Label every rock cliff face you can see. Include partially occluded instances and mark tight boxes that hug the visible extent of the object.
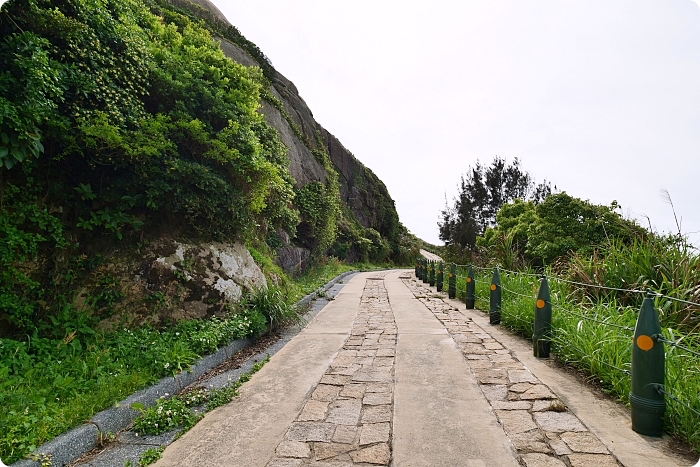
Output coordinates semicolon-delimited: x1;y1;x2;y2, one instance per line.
180;0;401;248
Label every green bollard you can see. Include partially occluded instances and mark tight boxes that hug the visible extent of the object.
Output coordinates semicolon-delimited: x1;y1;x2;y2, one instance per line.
489;268;501;325
448;263;456;299
465;266;475;309
533;276;552;358
429;261;436;286
630;293;665;437
415;259;419;278
436;262;443;292
422;260;428;283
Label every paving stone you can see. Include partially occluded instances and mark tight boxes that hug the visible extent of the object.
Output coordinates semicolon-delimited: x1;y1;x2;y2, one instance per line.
521;453;567;467
358;349;378;357
567;453;619;467
326;399;362;426
352;369;392;383
495;410;537;434
312;384;342;402
452;333;482;343
467;359;494;369
365;382;392;393
354;356;375;365
362;392;392;406
339;383;365;399
532;400;561;411
337;350;358;357
298;400;330;421
510;430;551;453
359;422;391;445
314;442;354;460
467;354;489;360
349;443;391;465
460;343;489;354
328;364;361;376
275;440;311;458
548;435;574;456
490;354;517;363
499;361;529;369
520;385;556;400
480;384;509;401
332;425;358;444
510;382;534;393
320;374;351;386
560;431;609;454
473;368;509;384
286;422;336;442
484;342;504;350
534;412;587;433
373;357;394;367
361;404;392;423
509;369;539;384
332;356;358;366
491;400;532;410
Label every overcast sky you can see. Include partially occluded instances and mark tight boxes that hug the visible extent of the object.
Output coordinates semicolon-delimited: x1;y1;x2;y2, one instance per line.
216;1;700;246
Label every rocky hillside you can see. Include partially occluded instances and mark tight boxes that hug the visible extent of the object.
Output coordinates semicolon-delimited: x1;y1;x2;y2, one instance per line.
166;0;408;268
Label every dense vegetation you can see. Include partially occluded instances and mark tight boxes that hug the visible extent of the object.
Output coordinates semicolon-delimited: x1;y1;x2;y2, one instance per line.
438;157;552;250
0;0;418;335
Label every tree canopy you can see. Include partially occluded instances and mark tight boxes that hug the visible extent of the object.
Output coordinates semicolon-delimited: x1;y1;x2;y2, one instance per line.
438;157;551;249
478;193;647;265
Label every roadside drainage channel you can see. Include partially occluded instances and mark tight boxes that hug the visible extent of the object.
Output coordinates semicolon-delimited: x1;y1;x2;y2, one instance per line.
10;270;359;467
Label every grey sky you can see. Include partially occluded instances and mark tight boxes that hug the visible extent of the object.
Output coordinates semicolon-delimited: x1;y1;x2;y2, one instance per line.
217;1;700;245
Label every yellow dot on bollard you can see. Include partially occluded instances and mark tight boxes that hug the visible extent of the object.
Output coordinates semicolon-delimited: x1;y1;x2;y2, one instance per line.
466;277;472;283
637;335;654;351
449;273;453;278
536;299;545;309
490;284;497;291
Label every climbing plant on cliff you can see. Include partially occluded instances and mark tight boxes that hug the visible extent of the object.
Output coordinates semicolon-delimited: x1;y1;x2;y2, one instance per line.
0;0;299;332
295;146;341;258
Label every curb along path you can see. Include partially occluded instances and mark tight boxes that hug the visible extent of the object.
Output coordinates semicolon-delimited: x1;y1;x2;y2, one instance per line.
403;276;621;467
266;272;396;466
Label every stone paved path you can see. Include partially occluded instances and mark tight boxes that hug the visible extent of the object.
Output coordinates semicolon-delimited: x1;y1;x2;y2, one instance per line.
403;277;621;467
266;273;396;466
152;270;691;467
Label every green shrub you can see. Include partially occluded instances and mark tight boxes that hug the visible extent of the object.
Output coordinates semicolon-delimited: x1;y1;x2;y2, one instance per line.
243;286;301;331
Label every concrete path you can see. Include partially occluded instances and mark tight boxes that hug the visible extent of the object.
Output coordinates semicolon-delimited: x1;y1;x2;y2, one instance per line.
152;270;694;467
387;273;519;467
419;249;442;262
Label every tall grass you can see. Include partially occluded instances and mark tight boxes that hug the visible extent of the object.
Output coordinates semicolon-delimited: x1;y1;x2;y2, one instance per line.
568;237;700;329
